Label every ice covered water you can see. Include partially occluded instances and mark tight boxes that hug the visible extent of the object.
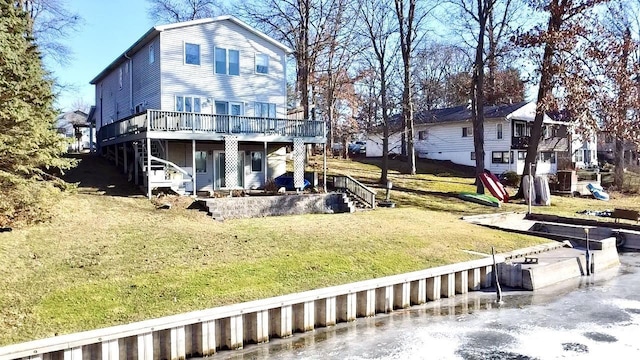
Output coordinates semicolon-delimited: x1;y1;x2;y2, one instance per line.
213;253;640;359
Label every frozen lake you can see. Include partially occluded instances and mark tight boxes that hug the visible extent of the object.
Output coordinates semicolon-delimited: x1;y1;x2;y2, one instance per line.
211;252;640;359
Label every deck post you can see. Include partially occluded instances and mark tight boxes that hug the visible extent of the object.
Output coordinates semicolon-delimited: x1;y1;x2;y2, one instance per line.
192;139;196;196
134;141;139;185
123;142;128;174
146;138;151;199
263;141;268;185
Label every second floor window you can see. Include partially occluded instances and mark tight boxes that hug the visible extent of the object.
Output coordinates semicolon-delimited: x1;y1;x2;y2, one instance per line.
462;126;472;137
256;54;269;74
497;123;503;139
215;47;239;75
418;130;428;140
255;102;276;118
185;43;200;65
149;44;155;64
176;96;201;113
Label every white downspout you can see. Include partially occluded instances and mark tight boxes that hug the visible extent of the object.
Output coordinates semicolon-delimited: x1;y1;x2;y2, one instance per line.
124;52;133;113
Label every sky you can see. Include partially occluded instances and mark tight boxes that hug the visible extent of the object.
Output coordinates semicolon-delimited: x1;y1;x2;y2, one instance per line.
47;0;157;112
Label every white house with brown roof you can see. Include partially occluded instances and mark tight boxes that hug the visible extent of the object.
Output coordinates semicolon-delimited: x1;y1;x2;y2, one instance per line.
91;16;325;197
366;101;597;175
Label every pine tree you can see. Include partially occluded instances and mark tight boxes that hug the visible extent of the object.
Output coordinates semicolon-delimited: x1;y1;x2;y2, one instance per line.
0;0;73;226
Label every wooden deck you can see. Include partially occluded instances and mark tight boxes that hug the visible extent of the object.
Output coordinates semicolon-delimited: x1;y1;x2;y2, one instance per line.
98;110;326;146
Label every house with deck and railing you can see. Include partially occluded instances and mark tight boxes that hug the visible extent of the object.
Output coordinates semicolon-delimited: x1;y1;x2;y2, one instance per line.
91;16;325;198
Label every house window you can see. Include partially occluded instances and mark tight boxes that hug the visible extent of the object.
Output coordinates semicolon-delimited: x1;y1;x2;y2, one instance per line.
175;96;201;113
471;152;476;160
149;44;155;64
514;121;531;137
215;47;239;75
518;151;526;160
215;101;244;115
229;50;240;75
185;43;200;65
256;54;269;74
118;67;123;90
574;149;584;162
195;151;207;173
541;151;556;163
251;152;263;172
497;123;503;139
492;151;511;164
256;102;276;117
215;47;226;74
418;130;428;140
462;126;473;137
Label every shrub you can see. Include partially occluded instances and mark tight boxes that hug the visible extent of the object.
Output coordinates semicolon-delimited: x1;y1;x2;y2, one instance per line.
264;178;278;193
501;171;520;187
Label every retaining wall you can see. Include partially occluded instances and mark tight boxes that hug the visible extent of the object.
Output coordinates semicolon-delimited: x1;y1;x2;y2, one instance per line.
201;193;350;220
0;243;563;360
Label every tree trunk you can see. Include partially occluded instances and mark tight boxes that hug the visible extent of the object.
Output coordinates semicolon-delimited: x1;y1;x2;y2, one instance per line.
472;0;487;193
518;2;561;198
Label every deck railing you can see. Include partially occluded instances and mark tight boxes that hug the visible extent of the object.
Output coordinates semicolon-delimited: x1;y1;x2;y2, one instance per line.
334;175;377;208
98;110;325;143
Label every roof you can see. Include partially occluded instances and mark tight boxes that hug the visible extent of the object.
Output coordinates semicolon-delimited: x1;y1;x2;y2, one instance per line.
90;15;291;85
413;101;530;125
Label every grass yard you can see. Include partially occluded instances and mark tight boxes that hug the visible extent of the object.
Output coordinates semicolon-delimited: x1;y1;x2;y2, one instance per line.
1;154;638;345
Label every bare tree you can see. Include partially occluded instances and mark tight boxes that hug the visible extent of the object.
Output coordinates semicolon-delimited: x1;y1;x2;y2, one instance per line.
16;0;82;65
516;0;607;194
357;0;398;184
242;0;343;122
394;0;421;175
146;0;224;23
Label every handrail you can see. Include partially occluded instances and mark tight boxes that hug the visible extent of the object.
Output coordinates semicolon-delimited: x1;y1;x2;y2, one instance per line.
334;175;376;209
148;155;190;177
98;110;326;143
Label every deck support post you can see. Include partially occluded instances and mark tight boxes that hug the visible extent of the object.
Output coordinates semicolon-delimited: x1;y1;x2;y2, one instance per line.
263;141;268;185
191;139;196;196
123;142;128;174
146;139;151;199
134;142;139;185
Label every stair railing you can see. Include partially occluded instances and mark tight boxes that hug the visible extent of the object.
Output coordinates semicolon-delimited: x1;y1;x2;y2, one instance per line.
334;175;376;209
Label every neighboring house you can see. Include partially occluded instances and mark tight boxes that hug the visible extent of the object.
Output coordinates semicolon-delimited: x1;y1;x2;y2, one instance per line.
366;101;597;175
56;110;95;152
91;16;325;197
597;130;638;166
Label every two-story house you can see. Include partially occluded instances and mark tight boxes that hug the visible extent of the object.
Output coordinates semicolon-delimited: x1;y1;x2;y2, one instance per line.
366;101;597;175
91;16;325;197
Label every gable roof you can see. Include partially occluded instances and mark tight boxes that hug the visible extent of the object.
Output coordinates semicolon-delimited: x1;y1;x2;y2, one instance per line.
90;15;291;85
414;101;530;125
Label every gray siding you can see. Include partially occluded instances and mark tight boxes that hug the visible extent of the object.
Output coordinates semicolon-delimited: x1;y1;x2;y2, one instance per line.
132;35;161;111
95;63;131;129
159;19;287;116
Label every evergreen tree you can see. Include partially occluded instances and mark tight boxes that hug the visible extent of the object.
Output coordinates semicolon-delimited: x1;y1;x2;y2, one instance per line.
0;0;73;226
